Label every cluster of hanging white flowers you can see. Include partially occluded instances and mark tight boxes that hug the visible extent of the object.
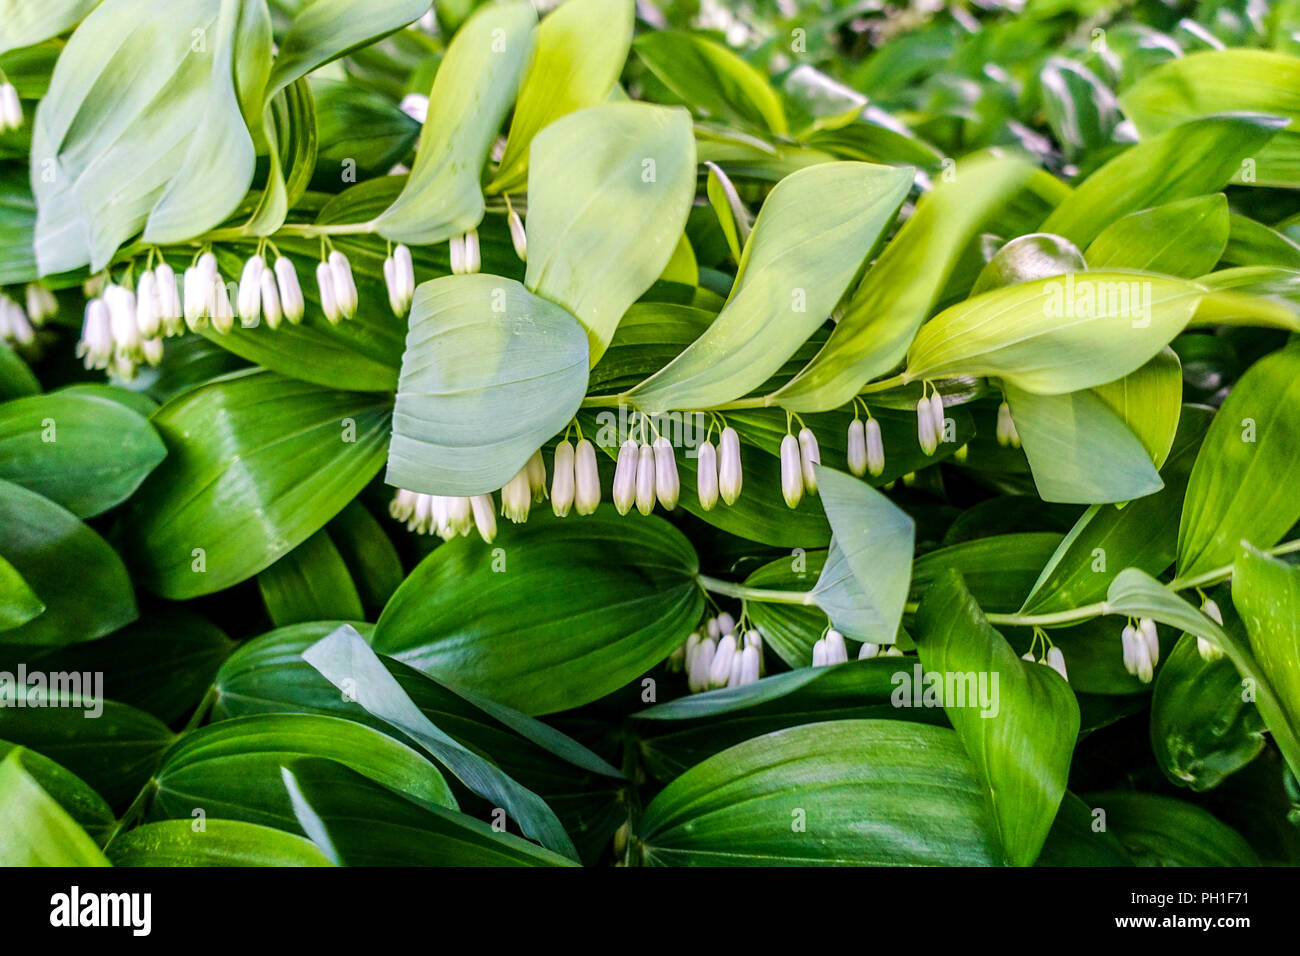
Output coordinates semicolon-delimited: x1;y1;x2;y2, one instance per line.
0;77;21;132
778;419;820;508
78;264;182;377
672;614;764;692
1120;617;1160;683
996;399;1021;448
389;488;501;544
1022;628;1069;681
1197;598;1226;663
613;421;681;516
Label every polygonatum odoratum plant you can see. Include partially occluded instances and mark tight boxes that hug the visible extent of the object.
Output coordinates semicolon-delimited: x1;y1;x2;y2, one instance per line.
1;0;1299;870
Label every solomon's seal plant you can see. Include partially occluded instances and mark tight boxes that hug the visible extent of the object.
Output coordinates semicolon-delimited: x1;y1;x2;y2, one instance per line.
0;0;1299;871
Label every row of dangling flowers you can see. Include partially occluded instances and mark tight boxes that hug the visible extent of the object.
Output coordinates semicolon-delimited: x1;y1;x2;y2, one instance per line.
389;394;1026;540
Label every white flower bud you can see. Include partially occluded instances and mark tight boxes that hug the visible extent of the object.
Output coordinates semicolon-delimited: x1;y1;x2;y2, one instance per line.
1196;637;1223;663
390;488;417;523
1021;650;1037;662
155;265;183;334
824;628;848;665
449;234;465;275
929;393;946;444
77;298;112;369
104;284;140;356
718;426;742;504
384;255;403;315
797;427;820;493
739;645;760;686
706;617;720;639
653;437;678;510
183;267;206;330
551;440;576;517
463;228;480;275
508;208;527;262
709;633;737;688
1045;646;1068;681
399;92;428;123
865;417;885;476
260;266;283;329
574;438;601;515
858;641;881;660
470;494;497;542
525;449;547;502
812;638;827;667
141;337;164;365
274;257;304;324
445;496;472;537
689;637;716;692
328;250;358;319
696;439;719;510
1201;598;1223;625
395;243;415;305
613;439;638;515
716;612;736;637
237;256;264;324
996;401;1020;448
780;433;803;508
883;645;905;657
500;466;531;523
316;261;340;323
0;83;22;131
1121;625;1140;676
916;397;938;455
211;277;234;333
847;419;868;477
25;283;57;324
0;298;32;346
1139;617;1159;667
635;443;656;515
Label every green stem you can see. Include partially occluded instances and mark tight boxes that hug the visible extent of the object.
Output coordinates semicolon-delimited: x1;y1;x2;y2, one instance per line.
696;574;811;606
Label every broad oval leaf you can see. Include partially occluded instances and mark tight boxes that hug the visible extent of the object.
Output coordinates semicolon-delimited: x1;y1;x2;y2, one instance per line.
637;720;1003;865
0;752;108;866
1084;790;1259;865
0;391;165;517
1085;194;1229;278
122;369;391;599
386;274;588;497
374;510;702;715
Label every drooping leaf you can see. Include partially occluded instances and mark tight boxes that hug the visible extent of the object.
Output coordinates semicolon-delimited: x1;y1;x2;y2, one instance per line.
627;161;912;411
904;273;1204;394
915;571;1079;866
810;467;914;643
488;0;634;194
774;153;1038;412
1177;343;1300;578
386;274;588;497
373;1;536;244
0;1;101;55
303;625;580;860
524;102;697;364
